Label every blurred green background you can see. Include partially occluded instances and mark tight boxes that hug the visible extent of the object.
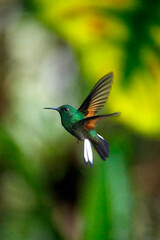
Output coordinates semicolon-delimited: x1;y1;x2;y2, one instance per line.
0;0;160;239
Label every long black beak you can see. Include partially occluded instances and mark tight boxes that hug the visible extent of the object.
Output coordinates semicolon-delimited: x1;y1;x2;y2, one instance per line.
44;107;59;111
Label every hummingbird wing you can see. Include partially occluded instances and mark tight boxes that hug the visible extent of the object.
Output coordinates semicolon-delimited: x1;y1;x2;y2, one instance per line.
75;112;119;130
78;72;113;117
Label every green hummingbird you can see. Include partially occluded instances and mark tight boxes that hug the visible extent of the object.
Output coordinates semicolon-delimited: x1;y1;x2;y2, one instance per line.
44;72;119;166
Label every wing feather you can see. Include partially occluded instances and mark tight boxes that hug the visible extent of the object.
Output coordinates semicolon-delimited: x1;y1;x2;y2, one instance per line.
75;112;119;130
78;72;113;117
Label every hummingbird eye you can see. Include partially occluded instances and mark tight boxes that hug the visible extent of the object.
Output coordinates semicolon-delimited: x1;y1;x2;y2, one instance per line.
63;107;69;111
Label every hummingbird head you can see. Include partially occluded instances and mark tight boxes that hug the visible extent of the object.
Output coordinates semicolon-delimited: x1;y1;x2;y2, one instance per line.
58;105;78;116
44;105;78;119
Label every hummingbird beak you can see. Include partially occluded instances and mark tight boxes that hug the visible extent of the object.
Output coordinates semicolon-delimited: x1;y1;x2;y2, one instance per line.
44;107;59;111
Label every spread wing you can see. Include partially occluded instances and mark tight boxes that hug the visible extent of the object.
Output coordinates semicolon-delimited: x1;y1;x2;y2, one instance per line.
75;113;119;130
78;72;113;117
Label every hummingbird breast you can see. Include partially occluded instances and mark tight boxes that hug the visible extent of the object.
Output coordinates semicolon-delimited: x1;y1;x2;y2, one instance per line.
62;121;85;141
61;117;85;141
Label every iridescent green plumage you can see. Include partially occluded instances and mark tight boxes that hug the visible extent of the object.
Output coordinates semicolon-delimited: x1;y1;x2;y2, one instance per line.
44;72;119;165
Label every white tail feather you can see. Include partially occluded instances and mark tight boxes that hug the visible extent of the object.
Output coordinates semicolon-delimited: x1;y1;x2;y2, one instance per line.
97;134;104;140
84;139;93;165
84;139;88;164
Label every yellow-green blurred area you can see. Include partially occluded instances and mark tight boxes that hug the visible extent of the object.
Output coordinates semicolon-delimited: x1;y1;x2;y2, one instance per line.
0;0;160;239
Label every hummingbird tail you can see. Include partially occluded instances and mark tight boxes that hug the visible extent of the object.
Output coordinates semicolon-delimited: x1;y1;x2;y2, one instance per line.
84;139;93;166
91;134;109;161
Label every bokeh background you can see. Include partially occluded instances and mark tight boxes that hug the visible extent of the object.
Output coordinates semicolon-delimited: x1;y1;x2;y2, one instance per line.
0;0;160;239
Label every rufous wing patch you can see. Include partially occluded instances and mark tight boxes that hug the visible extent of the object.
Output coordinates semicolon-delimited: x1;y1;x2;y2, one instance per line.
85;111;95;118
84;116;104;130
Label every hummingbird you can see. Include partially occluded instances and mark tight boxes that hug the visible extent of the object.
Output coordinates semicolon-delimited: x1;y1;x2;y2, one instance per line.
44;72;119;166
